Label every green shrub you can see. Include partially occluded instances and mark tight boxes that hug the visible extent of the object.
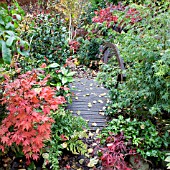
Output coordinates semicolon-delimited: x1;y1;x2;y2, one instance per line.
99;3;170;118
97;57;122;89
21;12;70;67
165;153;170;169
101;115;169;161
78;37;103;67
0;2;29;64
39;63;75;103
46;108;88;169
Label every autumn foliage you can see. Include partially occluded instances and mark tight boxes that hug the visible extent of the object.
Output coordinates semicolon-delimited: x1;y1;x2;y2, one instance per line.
69;40;80;53
92;4;142;28
0;70;66;161
98;132;136;170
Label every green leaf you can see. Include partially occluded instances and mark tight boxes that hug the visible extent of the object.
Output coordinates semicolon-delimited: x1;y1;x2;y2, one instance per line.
18;50;29;57
56;82;61;90
67;71;76;77
48;63;60;68
0;17;5;26
5;22;14;29
1;40;11;64
62;77;68;85
6;36;15;46
15;14;21;21
5;30;15;36
61;67;68;76
165;156;170;162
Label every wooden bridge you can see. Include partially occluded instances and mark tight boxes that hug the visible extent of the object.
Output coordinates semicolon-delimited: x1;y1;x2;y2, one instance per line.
67;42;126;131
67;78;109;131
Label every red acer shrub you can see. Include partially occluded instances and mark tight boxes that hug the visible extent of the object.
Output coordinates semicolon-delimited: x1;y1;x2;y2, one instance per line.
92;7;118;26
92;3;142;30
97;132;136;170
0;70;66;161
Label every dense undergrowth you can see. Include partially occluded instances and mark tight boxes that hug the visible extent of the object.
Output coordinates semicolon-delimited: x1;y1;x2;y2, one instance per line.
0;0;170;169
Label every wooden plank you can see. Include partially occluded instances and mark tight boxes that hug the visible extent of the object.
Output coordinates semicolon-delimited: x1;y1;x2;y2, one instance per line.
68;78;108;130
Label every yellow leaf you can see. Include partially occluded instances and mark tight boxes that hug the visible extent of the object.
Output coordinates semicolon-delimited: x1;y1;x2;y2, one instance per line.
87;157;99;167
88;148;93;154
61;142;67;148
88;103;92;108
92;122;97;126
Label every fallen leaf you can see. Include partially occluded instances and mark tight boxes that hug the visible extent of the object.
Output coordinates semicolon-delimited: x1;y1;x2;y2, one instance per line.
61;142;67;148
79;159;84;165
92;70;97;76
63;155;69;161
34;88;42;93
98;100;103;103
99;111;105;116
88;103;92;108
85;153;90;158
93;100;97;104
96;128;100;134
88;132;94;137
92;122;97;126
92;143;97;147
76;111;81;115
100;93;106;96
140;124;145;129
88;148;93;154
87;157;99;167
42;153;49;159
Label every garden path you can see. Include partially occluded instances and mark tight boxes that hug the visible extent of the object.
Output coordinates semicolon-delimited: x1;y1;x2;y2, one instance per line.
67;73;109;131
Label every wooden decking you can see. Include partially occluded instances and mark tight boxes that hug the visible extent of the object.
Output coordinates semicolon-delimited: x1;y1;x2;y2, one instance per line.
67;78;109;131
